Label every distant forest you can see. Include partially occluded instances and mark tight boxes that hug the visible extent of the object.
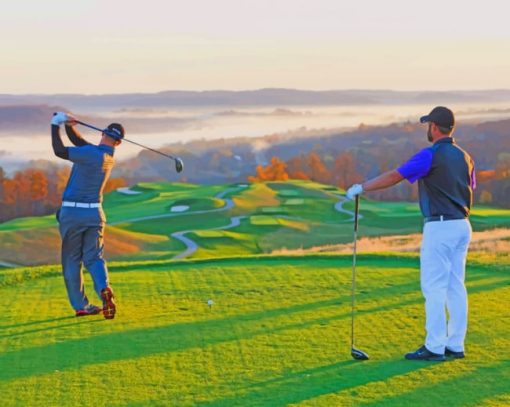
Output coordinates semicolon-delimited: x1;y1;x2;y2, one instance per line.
113;118;510;205
0;165;126;222
1;117;510;222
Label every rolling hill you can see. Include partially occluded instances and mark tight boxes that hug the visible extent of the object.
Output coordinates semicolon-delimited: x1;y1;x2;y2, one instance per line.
0;180;509;405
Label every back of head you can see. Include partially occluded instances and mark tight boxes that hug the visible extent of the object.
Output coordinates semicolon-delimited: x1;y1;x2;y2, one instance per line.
105;123;125;141
420;106;455;134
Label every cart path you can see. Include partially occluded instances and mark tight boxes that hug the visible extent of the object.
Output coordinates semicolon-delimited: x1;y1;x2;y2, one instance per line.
334;194;363;221
172;215;247;260
168;186;247;260
172;190;355;261
109;186;242;225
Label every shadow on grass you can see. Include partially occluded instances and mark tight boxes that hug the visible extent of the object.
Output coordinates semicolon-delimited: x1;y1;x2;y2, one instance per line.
107;253;422;274
120;360;432;407
0;317;104;339
196;360;432;407
0;275;506;382
0;315;73;331
362;361;510;407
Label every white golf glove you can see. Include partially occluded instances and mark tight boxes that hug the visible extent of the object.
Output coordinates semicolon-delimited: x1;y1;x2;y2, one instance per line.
346;184;363;200
51;112;68;126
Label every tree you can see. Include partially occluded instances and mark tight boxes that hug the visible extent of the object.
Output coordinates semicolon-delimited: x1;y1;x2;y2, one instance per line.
13;171;31;216
307;152;330;184
332;151;362;189
249;156;289;182
286;155;310;180
104;177;127;193
27;169;48;215
0;166;4;203
495;153;510;179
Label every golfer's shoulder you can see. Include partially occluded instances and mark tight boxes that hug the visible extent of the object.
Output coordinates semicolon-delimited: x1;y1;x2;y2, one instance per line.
76;144;111;160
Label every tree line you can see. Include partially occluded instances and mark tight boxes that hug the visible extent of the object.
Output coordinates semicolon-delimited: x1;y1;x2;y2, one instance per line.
1;130;509;224
0;166;126;223
248;150;510;206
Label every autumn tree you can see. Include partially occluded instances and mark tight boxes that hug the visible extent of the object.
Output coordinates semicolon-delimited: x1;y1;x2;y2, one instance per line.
332;151;362;189
104;177;128;193
307;152;330;184
26;169;49;214
495;153;510;179
286;155;310;180
248;156;289;182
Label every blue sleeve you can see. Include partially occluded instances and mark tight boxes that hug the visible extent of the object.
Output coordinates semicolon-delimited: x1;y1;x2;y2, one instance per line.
68;146;94;164
397;148;433;184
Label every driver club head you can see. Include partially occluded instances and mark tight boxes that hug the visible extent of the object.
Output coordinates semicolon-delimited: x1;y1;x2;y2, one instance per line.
175;158;184;173
351;347;369;361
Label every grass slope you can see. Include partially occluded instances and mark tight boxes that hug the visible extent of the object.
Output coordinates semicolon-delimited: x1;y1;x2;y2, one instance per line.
3;180;510;265
0;253;509;406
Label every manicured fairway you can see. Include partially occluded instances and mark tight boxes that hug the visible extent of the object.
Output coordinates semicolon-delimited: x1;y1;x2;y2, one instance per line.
1;253;509;406
3;181;510;266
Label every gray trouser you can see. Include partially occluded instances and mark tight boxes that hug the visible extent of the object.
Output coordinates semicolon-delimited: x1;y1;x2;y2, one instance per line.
57;207;109;311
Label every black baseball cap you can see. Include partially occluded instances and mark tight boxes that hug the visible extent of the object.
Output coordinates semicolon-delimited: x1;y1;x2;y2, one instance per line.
104;123;125;141
420;106;455;129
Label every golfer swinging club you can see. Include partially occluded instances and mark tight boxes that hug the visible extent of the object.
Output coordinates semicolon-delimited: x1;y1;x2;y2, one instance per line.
51;112;122;319
346;106;475;361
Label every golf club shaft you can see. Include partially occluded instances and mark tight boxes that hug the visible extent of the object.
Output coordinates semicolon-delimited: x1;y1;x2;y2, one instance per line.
351;195;360;348
75;120;179;161
122;138;179;161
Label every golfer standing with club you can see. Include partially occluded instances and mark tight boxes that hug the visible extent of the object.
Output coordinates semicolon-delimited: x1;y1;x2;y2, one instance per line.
51;112;123;319
346;106;475;361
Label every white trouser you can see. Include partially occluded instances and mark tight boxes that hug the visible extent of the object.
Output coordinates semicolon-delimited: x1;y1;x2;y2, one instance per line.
420;218;472;354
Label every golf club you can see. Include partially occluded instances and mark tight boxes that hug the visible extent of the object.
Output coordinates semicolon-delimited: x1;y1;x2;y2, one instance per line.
74;119;184;173
351;194;369;360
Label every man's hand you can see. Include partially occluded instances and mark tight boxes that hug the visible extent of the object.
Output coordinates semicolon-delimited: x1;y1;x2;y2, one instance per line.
346;184;363;200
65;113;77;126
51;112;69;126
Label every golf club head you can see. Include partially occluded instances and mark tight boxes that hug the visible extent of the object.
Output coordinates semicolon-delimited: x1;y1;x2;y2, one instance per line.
351;347;369;360
175;158;184;173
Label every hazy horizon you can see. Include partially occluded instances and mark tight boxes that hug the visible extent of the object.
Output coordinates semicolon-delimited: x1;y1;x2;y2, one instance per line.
4;86;510;96
2;100;509;174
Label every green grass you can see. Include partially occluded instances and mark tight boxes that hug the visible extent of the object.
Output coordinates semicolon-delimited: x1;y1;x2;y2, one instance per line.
5;180;510;266
1;180;510;405
0;253;508;406
0;214;56;232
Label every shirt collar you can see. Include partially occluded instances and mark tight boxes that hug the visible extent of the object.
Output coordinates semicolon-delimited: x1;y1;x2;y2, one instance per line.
98;144;115;155
434;137;454;146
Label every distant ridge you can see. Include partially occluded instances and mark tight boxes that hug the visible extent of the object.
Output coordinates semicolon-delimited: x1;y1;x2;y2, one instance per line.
1;89;510;109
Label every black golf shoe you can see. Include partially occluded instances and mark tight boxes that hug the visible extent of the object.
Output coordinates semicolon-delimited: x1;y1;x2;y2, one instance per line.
445;348;465;359
405;345;445;361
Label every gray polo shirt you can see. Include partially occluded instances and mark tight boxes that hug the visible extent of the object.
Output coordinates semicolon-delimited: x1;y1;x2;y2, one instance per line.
62;145;115;203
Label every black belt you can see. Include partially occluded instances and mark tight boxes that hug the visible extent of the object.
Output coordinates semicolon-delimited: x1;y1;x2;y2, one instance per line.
424;215;467;223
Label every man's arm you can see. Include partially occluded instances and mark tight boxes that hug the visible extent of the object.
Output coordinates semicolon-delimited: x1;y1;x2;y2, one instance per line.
51;124;69;160
51;112;70;159
362;170;404;192
345;148;433;199
65;124;91;147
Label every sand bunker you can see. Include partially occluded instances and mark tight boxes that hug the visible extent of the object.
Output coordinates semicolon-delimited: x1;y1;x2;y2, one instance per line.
170;205;190;213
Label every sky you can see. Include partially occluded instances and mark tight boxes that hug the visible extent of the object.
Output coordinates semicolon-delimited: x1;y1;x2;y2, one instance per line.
2;0;510;94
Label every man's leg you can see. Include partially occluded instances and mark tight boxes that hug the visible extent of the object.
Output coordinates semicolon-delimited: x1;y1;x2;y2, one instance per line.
82;223;116;319
59;220;89;311
82;224;109;297
420;222;451;355
446;220;472;353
